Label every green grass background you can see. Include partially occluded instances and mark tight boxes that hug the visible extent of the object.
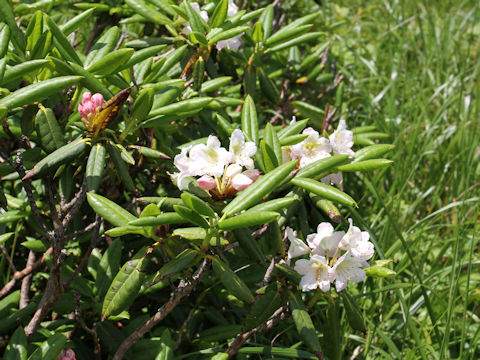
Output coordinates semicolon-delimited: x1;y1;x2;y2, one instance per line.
327;0;480;358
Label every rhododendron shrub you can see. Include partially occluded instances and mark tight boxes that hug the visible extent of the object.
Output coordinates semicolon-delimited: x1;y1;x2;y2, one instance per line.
0;1;395;359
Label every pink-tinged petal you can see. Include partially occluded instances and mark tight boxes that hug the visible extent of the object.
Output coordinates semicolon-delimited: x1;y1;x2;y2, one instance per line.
231;173;253;191
91;93;104;108
197;175;216;190
243;169;261;181
81;92;92;103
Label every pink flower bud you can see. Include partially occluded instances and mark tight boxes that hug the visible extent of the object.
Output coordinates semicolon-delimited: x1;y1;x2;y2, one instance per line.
197;175;216;190
57;349;76;360
78;92;104;120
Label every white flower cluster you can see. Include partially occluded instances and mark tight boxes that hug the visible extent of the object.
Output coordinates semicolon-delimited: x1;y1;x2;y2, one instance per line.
287;219;374;292
184;1;243;51
283;120;354;185
173;130;260;197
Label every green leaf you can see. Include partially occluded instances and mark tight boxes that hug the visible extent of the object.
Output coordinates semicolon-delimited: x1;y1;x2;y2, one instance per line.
181;193;215;218
0;232;14;244
35;107;66;154
20;239;47;252
321;301;341;360
184;0;208;33
289;292;321;353
248;197;297;212
337;159;393;172
105;225;146;237
265;24;313;47
292;100;324;121
87;48;135;75
87;193;137;227
154;249;198;281
148;97;213;118
364;266;396;278
212;258;254;303
0;23;11;58
84;26;120;67
241;95;259;144
125;0;171;25
258;5;273;40
1;59;49;85
208;26;249;44
0;76;83;110
341;290;366;332
131;88;154;123
279;133;309;146
291;177;357;207
102;247;148;319
0;0;25;55
60;8;95;35
222;160;298;216
95;238;123;298
201;76;232;93
173;205;209;229
277;118;309;139
263;123;282;167
210;0;228;28
310;195;342;223
252;22;264;43
258;68;279;103
233;228;264;262
295;155;350;179
353;144;395;162
45;14;82;65
129;212;185;226
244;285;282;330
218;210;279;230
28;333;66;360
23;137;88;180
274;264;301;284
3;326;27;360
86;143;107;192
107;141;135;191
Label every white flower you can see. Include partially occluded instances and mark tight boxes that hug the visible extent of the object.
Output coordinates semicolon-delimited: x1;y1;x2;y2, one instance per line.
306;222;345;258
282;146;294;163
216;0;243;51
330;253;369;292
329;120;354;157
183;2;209;34
321;172;343;185
173;146;197;190
229;129;257;169
294;255;331;292
290;127;332;167
189;135;233;177
339;218;374;261
286;227;310;259
231;173;253;190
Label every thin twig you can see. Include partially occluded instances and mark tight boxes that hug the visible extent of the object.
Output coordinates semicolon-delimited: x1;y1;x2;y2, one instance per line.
75;292;101;360
0;247;52;299
0;244;17;273
19;251;36;309
226;306;289;358
64;219;101;288
64;220;98;241
112;258;211;360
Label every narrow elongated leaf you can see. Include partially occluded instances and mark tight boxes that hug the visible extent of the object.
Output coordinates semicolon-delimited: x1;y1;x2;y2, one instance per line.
263;123;281;166
184;0;208;33
60;8;95;35
0;23;11;58
95;238;123;298
341;290;366;331
173;205;209;228
291;177;356;207
154;249;198;281
208;26;249;44
84;26;120;67
102;247;148;319
1;60;49;85
0;76;83;110
129;212;185;226
277;119;309;139
289;292;321;353
46;15;82;65
86;143;107;192
28;333;66;360
248;197;297;212
353;144;395;162
265;24;313;47
23;137;88;180
241;97;259;144
210;0;228;28
212;258;254;303
0;0;25;55
337;159;393;172
233;228;264;262
3;326;27;360
181;193;215;218
295;155;349;178
218;210;279;230
107;141;135;191
148;97;213;118
125;0;171;25
279;133;309;146
87;193;137;227
35;107;65;154
244;286;282;330
87;48;135;75
270;32;323;52
321;301;341;360
223;160;297;215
